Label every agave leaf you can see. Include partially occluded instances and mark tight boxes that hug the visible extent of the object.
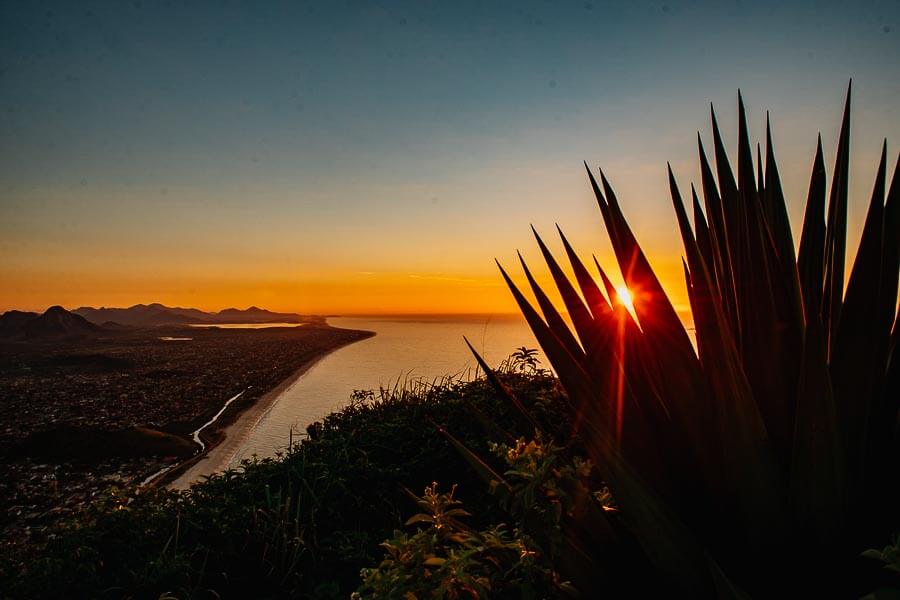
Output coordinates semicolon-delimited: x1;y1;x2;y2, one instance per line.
882;311;900;460
692;186;716;283
594;168;711;460
596;168;696;355
554;475;626;587
556;225;612;320
556;227;622;382
463;336;539;434
790;315;846;545
698;134;739;331
531;227;598;356
823;82;852;354
511;247;722;594
711;105;739;201
734;96;802;459
496;260;595;414
470;403;517;445
503;268;719;594
756;143;766;204
434;424;510;492
674;170;778;474
584;162;621;250
593;257;647;342
668;165;705;281
797;135;828;323
867;154;900;507
880;152;900;351
536;252;665;468
763;116;806;384
576;257;682;497
680;225;789;563
592;255;676;425
589;462;716;596
764;114;799;281
711;104;749;316
832;142;889;483
736;91;758;200
517;250;585;362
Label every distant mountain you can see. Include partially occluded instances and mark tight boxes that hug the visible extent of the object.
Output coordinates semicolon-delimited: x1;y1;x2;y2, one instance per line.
73;304;303;326
0;306;103;341
214;306;302;323
74;304;201;327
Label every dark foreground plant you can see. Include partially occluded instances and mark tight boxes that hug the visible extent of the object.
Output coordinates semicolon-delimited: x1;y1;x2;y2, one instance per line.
354;482;567;599
462;85;898;596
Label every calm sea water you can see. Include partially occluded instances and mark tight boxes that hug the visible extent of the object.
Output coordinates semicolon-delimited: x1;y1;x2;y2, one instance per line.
226;315;542;466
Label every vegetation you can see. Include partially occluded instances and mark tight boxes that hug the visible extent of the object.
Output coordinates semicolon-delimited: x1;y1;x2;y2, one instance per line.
353;482;565;599
471;85;899;596
1;364;585;599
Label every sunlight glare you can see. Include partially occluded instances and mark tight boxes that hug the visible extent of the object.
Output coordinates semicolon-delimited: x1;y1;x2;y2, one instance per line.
615;285;635;313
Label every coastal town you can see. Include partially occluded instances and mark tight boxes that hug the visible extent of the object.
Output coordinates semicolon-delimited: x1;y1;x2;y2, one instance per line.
0;309;371;551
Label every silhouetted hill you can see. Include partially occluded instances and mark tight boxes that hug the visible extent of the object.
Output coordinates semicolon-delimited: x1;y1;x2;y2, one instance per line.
214;306;301;322
0;310;38;337
0;306;104;340
73;304;303;326
74;304;203;327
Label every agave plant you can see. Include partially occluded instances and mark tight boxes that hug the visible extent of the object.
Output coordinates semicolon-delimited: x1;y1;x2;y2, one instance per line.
461;85;899;596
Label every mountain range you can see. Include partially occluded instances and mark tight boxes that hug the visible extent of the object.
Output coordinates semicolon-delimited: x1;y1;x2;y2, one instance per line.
72;304;303;327
0;304;306;340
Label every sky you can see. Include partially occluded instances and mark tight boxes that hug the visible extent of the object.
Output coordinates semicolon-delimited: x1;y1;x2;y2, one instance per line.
1;0;898;315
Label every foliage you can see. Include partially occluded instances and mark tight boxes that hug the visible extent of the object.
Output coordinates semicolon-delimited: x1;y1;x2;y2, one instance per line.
461;85;899;596
357;431;614;599
354;483;567;599
863;535;900;597
488;435;611;563
500;347;546;375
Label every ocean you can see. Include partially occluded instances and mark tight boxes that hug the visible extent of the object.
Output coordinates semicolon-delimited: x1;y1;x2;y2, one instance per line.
226;315;542;466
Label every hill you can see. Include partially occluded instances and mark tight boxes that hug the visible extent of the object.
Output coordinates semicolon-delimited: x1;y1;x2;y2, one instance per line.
73;304;206;327
0;306;104;341
0;310;38;338
73;304;303;326
214;305;302;323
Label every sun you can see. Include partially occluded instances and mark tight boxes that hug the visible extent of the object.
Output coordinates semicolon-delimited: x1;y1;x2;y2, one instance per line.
615;285;635;313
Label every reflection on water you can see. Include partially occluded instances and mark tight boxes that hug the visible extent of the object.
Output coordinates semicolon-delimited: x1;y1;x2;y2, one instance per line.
187;322;306;329
227;315;541;466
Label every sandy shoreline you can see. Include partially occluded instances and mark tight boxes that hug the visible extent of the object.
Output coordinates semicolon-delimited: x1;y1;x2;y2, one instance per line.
166;332;372;490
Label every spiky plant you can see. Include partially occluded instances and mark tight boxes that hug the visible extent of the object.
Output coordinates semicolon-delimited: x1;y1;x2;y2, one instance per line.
464;85;899;596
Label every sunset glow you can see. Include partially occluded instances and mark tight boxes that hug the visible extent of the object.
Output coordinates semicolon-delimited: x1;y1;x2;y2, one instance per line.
1;2;898;316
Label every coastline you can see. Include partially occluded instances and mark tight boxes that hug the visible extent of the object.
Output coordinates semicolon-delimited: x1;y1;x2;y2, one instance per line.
162;329;374;490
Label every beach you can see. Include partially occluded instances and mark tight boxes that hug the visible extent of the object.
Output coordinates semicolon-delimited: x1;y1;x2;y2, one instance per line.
165;332;372;490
